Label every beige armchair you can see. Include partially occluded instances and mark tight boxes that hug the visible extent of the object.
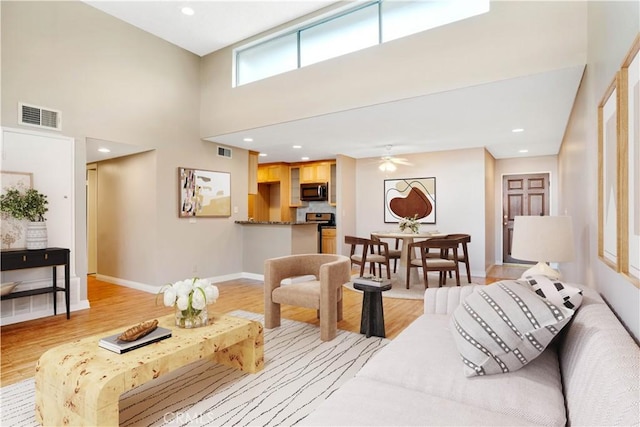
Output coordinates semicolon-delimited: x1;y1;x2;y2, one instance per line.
264;254;351;342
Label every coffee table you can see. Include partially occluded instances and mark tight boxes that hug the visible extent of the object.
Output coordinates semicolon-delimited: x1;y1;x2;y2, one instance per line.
353;282;392;338
34;312;264;426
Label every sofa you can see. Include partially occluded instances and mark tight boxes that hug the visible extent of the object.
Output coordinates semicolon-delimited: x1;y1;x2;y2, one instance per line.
302;283;639;426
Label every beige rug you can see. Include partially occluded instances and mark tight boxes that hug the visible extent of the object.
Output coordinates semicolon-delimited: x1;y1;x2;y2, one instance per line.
344;274;477;300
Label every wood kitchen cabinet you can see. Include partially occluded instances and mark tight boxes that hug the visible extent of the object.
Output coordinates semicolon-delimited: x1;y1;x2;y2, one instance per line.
258;164;287;183
300;162;331;183
321;228;336;254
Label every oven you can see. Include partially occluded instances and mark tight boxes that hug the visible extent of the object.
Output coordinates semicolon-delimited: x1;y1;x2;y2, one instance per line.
305;212;336;253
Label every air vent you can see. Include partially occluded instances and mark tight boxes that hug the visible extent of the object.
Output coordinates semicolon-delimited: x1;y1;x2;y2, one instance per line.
18;102;61;131
217;146;232;158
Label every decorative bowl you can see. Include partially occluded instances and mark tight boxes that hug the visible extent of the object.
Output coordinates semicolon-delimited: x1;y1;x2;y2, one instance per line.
1;281;21;296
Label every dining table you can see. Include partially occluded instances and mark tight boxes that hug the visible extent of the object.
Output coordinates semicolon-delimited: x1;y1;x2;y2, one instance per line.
371;230;448;287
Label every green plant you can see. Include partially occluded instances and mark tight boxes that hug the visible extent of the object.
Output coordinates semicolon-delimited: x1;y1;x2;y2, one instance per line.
0;188;48;221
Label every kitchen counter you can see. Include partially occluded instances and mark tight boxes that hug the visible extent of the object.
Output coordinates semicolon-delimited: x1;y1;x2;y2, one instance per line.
235;221;319;225
236;221;318;274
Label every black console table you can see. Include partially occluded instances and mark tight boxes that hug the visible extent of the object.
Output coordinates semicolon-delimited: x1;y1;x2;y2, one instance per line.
1;248;70;319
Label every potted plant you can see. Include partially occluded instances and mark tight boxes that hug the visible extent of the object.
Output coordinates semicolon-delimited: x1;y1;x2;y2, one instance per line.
0;188;49;249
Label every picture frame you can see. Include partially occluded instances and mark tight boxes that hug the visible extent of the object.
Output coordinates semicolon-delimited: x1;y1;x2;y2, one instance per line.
1;171;33;249
597;75;619;271
619;34;640;287
384;177;436;224
178;167;231;218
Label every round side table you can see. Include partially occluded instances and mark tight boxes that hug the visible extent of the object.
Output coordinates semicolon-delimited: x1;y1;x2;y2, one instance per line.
353;282;392;338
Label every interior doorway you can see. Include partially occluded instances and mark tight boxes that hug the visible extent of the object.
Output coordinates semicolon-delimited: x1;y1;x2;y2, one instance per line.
502;173;550;263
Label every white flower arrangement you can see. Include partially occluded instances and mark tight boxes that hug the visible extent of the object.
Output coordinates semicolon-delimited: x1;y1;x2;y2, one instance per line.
398;214;420;233
158;278;219;327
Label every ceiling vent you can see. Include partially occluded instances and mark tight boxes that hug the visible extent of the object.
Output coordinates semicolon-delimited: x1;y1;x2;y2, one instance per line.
217;146;232;159
18;102;61;131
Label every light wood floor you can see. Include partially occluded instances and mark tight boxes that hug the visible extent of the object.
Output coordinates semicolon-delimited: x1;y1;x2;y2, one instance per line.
0;266;523;387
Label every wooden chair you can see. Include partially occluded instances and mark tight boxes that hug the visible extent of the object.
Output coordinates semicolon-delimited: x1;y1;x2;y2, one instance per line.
345;236;391;279
264;254;351;341
406;238;460;289
444;234;472;283
371;234;402;273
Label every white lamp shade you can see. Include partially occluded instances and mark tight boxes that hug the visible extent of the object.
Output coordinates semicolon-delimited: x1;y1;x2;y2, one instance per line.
511;216;575;263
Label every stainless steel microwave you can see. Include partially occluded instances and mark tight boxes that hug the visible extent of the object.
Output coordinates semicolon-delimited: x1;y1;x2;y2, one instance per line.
300;182;328;201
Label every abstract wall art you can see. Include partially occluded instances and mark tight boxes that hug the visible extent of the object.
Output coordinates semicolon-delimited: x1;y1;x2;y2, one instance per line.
384;177;436;224
179;168;231;218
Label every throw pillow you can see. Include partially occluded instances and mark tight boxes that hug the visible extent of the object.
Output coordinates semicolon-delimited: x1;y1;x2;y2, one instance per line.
451;280;575;377
521;275;583;310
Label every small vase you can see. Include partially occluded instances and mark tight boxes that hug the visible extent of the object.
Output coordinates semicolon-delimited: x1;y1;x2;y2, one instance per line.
175;305;208;328
26;221;47;250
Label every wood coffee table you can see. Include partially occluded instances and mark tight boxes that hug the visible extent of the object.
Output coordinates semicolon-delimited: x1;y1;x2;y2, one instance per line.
34;312;264;426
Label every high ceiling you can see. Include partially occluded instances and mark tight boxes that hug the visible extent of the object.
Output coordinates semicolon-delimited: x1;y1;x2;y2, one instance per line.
82;1;584;164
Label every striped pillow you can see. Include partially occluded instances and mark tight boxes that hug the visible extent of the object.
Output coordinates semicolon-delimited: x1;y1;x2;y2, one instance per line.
521;275;583;310
451;280;575;377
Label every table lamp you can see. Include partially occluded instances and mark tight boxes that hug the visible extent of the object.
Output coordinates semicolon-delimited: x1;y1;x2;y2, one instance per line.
511;215;574;280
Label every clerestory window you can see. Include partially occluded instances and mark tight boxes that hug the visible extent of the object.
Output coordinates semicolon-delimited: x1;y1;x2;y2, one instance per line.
234;0;490;87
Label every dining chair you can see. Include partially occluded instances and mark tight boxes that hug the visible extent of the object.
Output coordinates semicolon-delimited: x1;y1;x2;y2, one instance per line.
345;236;392;279
406;238;460;289
444;234;472;283
371;234;402;273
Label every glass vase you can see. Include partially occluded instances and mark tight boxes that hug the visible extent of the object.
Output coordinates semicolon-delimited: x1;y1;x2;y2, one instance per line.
175;305;208;328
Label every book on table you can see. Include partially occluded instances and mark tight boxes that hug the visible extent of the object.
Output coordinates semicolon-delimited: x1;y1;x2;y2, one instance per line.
353;275;392;287
99;327;172;354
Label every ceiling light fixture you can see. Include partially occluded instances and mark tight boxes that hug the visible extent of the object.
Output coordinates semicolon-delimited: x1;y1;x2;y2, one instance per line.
259;153;267;157
301;156;310;161
98;148;111;153
379;160;397;172
512;128;525;133
243;137;253;142
181;7;195;16
519;149;529;153
292;145;302;149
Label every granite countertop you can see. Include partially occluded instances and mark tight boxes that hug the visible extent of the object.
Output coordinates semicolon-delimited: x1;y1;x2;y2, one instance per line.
234;220;319;225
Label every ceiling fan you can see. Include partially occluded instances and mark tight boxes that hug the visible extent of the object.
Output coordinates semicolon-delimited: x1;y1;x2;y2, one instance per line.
378;145;411;171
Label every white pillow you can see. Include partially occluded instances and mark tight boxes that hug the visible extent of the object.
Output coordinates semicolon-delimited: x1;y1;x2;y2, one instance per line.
520;275;583;310
451;280;575;377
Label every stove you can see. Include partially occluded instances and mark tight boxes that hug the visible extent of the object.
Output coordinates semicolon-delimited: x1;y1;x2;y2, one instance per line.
305;212;336;253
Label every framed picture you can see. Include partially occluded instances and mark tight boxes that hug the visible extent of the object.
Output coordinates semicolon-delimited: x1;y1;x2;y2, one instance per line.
178;167;231;218
619;34;640;287
1;171;33;249
384;177;436;224
598;75;619;270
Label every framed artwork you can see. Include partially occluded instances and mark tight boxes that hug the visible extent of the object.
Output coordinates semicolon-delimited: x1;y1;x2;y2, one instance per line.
178;167;231;218
384;177;436;224
598;75;619;270
619;34;640;287
1;171;33;249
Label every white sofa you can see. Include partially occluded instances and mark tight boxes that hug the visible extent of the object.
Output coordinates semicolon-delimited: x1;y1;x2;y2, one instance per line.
302;284;640;426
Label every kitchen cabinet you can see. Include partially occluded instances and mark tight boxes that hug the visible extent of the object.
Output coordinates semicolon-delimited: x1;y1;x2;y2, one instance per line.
248;151;258;195
258;164;287;183
300;162;331;183
329;162;337;206
321;228;336;254
289;166;305;207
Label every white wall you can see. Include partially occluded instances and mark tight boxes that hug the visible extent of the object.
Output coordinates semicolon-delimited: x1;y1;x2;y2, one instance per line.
200;1;587;138
354;148;488;277
559;0;639;340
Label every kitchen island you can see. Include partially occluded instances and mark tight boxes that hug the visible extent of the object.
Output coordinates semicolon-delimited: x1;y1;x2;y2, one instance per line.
235;221;318;275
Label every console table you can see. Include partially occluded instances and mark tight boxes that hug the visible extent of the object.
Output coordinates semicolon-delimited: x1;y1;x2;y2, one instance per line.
1;247;70;319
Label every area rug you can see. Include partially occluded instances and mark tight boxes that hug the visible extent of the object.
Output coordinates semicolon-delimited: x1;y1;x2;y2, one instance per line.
344;274;478;300
0;311;388;427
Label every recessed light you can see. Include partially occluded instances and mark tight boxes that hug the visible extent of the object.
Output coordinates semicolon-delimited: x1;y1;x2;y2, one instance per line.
98;148;111;153
181;7;194;16
259;153;267;157
292;145;302;149
243;137;253;142
512;128;525;133
519;149;529;153
301;156;310;161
